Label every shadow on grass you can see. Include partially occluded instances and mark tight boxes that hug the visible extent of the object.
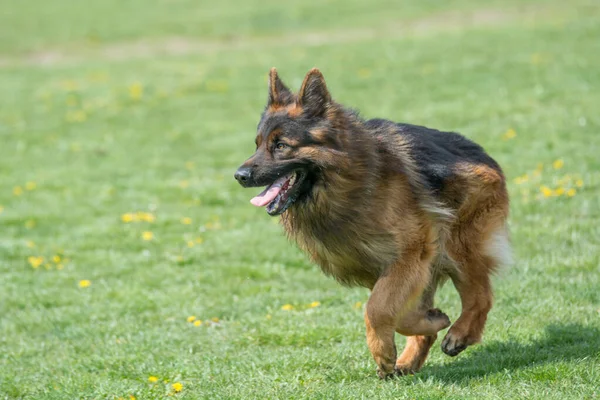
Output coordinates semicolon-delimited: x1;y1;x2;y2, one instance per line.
423;323;600;383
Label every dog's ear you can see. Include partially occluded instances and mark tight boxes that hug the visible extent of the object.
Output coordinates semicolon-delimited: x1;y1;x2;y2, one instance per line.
298;68;331;117
268;68;293;106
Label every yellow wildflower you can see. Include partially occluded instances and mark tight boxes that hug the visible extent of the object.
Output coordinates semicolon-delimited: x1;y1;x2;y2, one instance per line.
354;301;363;309
554;187;565;196
552;159;564;170
502;128;516;140
185;161;194;170
357;68;372;78
65;110;87;123
53;255;61;263
172;382;183;392
206;79;229;93
28;256;44;268
25;181;37;191
266;314;272;320
0;205;3;214
121;213;134;223
78;279;91;288
129;395;136;400
13;186;23;196
25;219;36;229
540;186;553;198
195;237;204;244
57;264;64;270
129;82;143;100
193;320;202;327
281;304;294;311
26;240;35;248
179;180;189;189
514;174;529;185
137;212;155;222
181;217;192;225
211;317;219;323
187;316;196;323
566;188;576;197
142;231;153;241
187;241;195;248
148;376;159;383
309;301;321;308
575;179;583;187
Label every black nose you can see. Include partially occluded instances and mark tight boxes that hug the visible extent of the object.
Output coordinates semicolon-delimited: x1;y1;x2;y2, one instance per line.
234;167;252;185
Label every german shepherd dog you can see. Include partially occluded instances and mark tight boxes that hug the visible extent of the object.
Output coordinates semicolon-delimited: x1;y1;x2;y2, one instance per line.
234;68;510;379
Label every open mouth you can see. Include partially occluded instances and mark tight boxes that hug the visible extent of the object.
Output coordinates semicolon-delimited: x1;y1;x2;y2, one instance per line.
250;171;303;216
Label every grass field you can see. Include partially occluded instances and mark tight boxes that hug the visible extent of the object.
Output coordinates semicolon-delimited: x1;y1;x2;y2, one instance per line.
1;0;599;398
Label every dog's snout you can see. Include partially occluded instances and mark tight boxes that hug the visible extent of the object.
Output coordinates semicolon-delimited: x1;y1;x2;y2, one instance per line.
234;166;252;186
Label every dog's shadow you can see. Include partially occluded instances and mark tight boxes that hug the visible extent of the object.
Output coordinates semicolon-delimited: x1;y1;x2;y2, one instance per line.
422;323;600;383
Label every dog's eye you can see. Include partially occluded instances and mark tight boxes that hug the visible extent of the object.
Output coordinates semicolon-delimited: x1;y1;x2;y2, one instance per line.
275;142;288;150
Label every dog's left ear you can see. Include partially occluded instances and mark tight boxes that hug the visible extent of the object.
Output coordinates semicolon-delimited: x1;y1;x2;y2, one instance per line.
298;68;331;117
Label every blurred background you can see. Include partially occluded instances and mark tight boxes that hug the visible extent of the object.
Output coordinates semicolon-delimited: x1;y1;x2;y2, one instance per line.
0;0;598;398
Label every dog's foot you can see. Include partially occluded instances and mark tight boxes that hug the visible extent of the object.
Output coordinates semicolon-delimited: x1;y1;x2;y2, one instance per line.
426;308;451;331
377;366;396;380
441;326;479;357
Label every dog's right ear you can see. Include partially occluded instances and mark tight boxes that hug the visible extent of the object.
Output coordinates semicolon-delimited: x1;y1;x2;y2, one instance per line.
268;68;293;106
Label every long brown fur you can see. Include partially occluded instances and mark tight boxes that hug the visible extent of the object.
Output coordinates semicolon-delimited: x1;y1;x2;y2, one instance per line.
236;68;511;379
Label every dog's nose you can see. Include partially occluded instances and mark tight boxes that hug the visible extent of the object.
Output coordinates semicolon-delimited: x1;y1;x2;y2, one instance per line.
234;167;252;185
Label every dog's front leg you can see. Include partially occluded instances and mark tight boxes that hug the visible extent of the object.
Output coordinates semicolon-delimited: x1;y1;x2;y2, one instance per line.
364;247;432;379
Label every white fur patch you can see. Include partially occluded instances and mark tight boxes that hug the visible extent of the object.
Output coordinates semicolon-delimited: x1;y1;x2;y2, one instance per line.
484;225;513;267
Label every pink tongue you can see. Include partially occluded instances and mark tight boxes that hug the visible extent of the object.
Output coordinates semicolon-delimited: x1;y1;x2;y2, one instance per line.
250;175;289;207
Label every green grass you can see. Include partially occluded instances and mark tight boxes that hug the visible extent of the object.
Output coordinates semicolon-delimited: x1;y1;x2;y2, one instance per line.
1;1;599;399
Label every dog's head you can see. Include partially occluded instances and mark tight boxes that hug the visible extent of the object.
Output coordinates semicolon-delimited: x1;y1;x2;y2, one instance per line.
234;68;342;216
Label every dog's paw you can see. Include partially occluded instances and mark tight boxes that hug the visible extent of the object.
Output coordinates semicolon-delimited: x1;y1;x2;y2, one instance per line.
394;363;416;376
426;308;451;331
441;329;473;356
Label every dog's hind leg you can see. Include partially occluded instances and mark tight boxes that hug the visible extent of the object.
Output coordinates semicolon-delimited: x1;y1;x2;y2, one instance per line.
441;222;510;357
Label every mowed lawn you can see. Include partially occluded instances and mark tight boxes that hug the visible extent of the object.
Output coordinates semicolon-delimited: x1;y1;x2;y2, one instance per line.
1;0;599;398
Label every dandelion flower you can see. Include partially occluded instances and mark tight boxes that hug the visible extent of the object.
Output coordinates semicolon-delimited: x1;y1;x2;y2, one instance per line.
13;186;23;196
78;279;91;288
354;301;363;309
540;186;553;198
129;395;136;400
26;240;35;248
25;219;36;229
25;181;37;191
309;301;321;308
502;128;516;140
187;241;195;248
185;161;194;170
142;231;153;241
57;264;64;270
266;314;272;320
181;217;192;225
148;376;158;383
211;317;219;323
121;213;134;223
193;320;202;327
281;304;294;311
187;316;196;323
575;179;583;188
552;159;564;170
129;82;143;100
172;382;183;392
179;180;189;189
53;255;61;263
566;188;576;197
0;205;4;214
554;187;565;196
195;237;203;244
28;256;44;268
